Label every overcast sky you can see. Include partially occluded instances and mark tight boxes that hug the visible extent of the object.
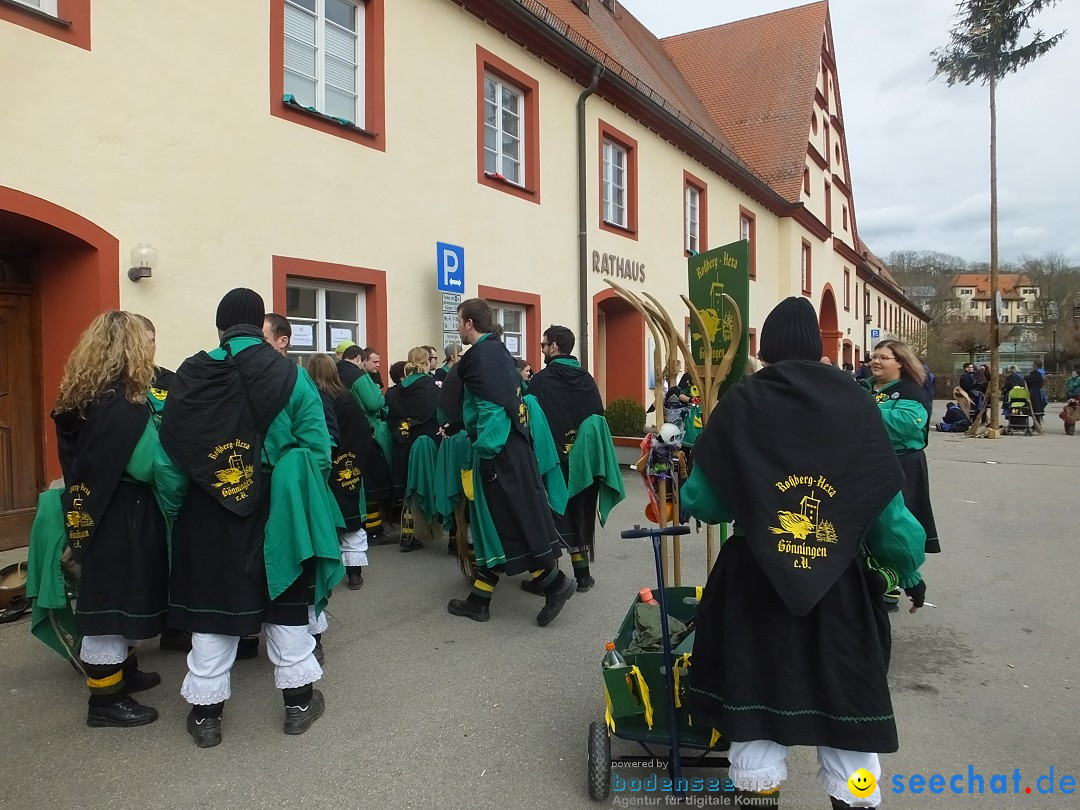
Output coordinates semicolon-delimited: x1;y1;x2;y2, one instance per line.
618;0;1078;267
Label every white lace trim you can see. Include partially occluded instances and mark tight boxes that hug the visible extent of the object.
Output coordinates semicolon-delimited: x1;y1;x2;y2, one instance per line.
307;611;328;635
274;660;323;690
818;769;880;807
79;635;128;665
341;551;367;566
181;673;231;705
728;762;787;793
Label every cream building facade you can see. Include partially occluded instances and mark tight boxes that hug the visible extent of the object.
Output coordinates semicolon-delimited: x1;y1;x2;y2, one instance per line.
0;0;926;548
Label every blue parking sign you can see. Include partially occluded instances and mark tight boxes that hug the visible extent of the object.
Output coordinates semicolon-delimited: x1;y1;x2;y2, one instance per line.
870;329;881;341
436;242;465;293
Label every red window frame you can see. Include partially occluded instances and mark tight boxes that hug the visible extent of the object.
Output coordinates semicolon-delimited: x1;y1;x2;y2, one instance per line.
598;120;638;240
0;0;90;49
269;0;386;151
476;46;541;203
801;240;812;296
683;170;708;256
739;206;757;281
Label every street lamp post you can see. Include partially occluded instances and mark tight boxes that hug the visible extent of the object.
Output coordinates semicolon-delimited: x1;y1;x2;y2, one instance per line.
1053;327;1058;373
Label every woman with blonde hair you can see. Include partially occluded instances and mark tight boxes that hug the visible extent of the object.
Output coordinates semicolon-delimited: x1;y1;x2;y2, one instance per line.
305;352;369;591
861;339;939;557
385;347;440;551
46;311;169;727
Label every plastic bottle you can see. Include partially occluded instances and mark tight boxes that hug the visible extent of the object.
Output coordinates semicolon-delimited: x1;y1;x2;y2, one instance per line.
601;641;627;669
639;587;660;606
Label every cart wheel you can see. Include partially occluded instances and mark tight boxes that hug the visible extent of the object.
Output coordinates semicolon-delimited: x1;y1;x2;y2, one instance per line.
587;721;612;800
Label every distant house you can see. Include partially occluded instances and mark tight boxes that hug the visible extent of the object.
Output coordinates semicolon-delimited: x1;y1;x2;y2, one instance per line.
945;274;1041;329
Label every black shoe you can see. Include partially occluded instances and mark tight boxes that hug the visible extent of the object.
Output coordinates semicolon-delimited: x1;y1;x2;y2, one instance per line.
447;598;490;623
576;574;596;593
536;577;576;627
186;709;223;748
312;636;325;667
284;689;326;735
520;577;545;596
346;566;364;590
87;694;158;728
399;538;423;553
159;628;192;652
236;635;259;660
123;669;162;694
367;531;387;546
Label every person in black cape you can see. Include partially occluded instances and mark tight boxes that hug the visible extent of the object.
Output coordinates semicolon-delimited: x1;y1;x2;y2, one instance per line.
337;344;395;545
307;352;370;590
682;297;928;810
523;324;605;592
445;298;576;625
157;288;332;748
52;311;169;728
385;346;440;552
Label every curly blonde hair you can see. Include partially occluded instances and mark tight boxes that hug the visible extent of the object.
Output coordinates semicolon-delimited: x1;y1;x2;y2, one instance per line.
404;346;429;377
55;311;156;413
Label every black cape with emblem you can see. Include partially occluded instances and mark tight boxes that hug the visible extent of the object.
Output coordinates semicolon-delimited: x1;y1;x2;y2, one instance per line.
53;387;168;638
688;360;905;752
327;390;370;532
455;335;563;575
160;326;308;635
527;357;605;554
336;358;393;500
385;375;440;496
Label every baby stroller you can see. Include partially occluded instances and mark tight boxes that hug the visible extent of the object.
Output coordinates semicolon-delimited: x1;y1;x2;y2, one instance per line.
1004;385;1033;436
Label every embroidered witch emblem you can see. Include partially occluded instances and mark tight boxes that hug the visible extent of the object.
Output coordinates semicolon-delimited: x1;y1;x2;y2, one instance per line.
210;442;255;501
769;475;839;570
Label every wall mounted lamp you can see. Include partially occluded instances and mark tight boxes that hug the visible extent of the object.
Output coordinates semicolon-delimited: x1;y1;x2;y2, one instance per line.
128;242;158;281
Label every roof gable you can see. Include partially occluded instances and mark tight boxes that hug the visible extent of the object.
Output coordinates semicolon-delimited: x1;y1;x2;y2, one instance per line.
948;274;1036;300
661;1;828;202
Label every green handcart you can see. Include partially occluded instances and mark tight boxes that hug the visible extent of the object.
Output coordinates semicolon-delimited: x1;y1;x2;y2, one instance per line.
587;524;729;801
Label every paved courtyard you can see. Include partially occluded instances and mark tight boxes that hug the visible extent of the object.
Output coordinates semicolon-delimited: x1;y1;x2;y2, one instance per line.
1;403;1078;809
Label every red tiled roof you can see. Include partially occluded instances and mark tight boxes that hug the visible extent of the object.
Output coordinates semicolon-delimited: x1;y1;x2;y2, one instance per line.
538;0;738;152
948;273;1035;301
660;1;829;202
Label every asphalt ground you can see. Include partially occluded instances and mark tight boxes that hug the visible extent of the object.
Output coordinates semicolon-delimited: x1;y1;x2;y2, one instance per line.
1;401;1078;809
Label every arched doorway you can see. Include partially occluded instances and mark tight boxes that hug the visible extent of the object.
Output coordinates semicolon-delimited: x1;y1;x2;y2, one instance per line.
0;186;118;549
819;286;842;364
842;339;853;368
593;288;645;406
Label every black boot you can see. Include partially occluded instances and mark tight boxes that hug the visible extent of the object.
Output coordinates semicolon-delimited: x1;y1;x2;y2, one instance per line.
346;566;364;590
87;694;158;728
186;704;223;748
122;654;161;694
283;687;325;735
830;798;863;809
537;575;576;627
236;635;260;660
159;627;192;652
520;577;546;596
447;598;490;622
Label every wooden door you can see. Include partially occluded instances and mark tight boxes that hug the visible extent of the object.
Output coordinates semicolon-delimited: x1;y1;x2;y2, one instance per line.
0;289;41;550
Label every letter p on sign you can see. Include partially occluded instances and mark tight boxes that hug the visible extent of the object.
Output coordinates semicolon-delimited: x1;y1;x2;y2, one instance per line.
437;242;465;293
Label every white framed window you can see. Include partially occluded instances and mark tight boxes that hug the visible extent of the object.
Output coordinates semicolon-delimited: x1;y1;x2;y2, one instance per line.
491;305;525;359
284;0;364;126
685;186;700;253
285;281;367;360
12;0;58;14
483;74;524;185
603;140;627;227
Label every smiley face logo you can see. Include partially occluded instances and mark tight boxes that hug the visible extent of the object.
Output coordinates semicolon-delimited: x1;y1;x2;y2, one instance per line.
848;768;877;798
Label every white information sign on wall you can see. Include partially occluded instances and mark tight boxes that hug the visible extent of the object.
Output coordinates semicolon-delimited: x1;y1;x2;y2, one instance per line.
504;335;520;355
291;324;314;348
330;327;354;347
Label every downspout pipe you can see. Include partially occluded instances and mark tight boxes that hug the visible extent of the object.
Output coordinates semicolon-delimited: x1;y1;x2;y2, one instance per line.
577;63;604;370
